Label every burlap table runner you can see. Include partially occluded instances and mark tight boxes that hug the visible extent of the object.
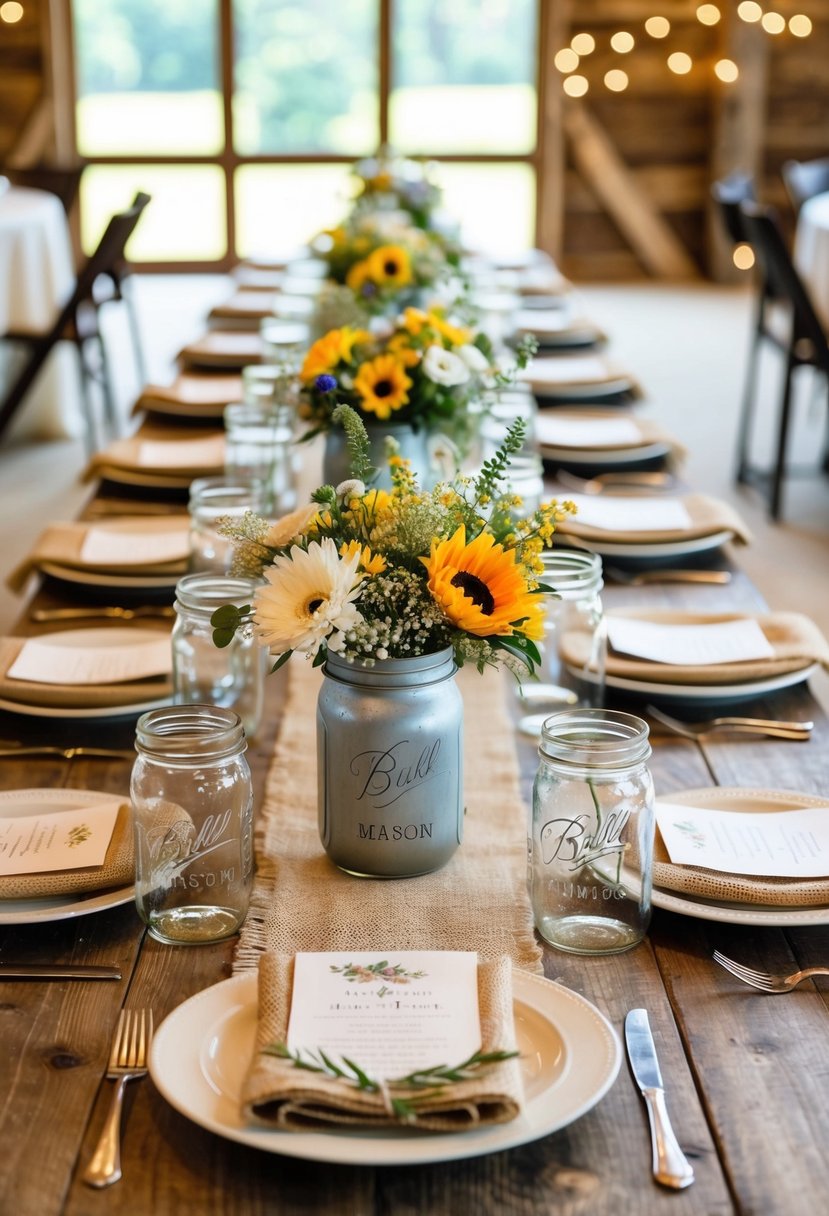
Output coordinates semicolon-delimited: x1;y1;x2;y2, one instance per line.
82;430;225;483
0;802;133;899
234;660;542;972
560;609;829;686
0;634;173;708
242;952;523;1131
6;518;189;593
557;493;751;546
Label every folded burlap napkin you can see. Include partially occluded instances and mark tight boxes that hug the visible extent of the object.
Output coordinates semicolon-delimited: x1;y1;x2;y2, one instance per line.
0;634;173;708
654;790;829;907
133;373;243;417
178;331;264;369
6;517;189;593
82;430;225;483
241;953;524;1133
561;609;829;685
557;492;751;545
0;801;133;899
537;408;687;462
209;292;276;322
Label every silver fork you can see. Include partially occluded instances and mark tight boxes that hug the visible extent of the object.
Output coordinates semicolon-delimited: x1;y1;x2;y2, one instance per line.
555;469;675;495
605;565;731;586
646;705;813;741
0;740;135;760
83;1009;154;1188
713;951;829;993
31;606;175;622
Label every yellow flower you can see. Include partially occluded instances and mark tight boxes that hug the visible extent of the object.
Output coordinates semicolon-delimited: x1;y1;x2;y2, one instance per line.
427;311;472;347
339;540;387;574
402;307;429;336
421;526;545;640
300;326;370;382
366;244;413;288
386;333;421;367
345;257;373;293
370;171;393;192
354;355;412;420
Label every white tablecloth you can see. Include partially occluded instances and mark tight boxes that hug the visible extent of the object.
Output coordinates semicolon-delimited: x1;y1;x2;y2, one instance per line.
793;190;829;329
0;184;84;440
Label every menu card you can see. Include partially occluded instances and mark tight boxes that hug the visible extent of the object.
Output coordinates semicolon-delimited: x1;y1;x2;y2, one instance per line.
566;494;692;532
521;356;611;385
0;800;121;876
286;951;481;1080
608;616;775;666
536;415;642;448
7;634;173;685
516;308;570;333
80;526;190;566
656;799;829;877
137;435;225;469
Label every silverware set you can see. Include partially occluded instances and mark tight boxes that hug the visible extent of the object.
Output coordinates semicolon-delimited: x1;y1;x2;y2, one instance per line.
713;950;829;992
83;1008;154;1189
647;705;814;742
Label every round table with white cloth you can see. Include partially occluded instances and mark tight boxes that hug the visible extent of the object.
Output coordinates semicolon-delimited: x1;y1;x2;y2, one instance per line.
0;182;84;440
793;190;829;329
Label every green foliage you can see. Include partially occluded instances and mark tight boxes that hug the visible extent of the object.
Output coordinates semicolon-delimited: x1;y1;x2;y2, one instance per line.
331;403;373;483
210;603;251;648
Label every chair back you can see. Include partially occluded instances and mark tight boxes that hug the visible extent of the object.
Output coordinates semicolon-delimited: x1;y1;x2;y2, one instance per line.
711;171;756;246
781;157;829;212
739;200;829;363
3;163;85;214
73;192;150;303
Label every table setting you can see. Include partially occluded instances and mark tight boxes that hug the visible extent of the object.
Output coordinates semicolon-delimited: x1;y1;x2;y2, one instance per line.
2;151;829;1216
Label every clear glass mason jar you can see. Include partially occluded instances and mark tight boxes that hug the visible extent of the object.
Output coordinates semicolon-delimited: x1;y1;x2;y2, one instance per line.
224;401;297;515
132;705;254;945
187;475;267;574
529;709;654;955
172;573;266;739
543;549;606;706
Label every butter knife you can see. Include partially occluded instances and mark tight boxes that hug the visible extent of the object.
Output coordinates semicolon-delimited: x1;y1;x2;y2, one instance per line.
625;1009;695;1190
0;964;122;980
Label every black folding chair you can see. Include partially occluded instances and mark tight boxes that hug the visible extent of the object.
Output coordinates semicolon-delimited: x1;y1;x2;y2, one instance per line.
0;192;150;453
782;157;829;214
738;200;829;519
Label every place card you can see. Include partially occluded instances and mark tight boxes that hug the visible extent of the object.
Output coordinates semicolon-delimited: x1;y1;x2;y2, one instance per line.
286;951;481;1081
536;415;642;448
80;525;190;566
137;434;225;469
566;494;692;532
607;616;775;667
521;356;612;385
516;309;570;333
656;800;829;877
0;799;122;876
7;634;173;686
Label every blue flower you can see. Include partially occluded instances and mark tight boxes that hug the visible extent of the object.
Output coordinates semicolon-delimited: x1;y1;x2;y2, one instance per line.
315;374;338;393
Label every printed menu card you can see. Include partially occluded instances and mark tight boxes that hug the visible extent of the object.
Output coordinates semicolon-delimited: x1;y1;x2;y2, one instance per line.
286;951;481;1079
656;800;829;878
565;494;692;532
607;616;775;666
80;525;190;565
0;800;121;876
7;633;172;686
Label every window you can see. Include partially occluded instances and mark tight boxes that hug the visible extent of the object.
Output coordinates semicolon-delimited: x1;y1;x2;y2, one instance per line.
71;0;540;268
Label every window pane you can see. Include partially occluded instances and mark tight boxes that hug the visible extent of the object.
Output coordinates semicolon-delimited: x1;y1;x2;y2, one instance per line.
235;164;354;257
233;0;378;154
73;0;222;156
390;0;537;154
80;166;227;261
437;164;536;257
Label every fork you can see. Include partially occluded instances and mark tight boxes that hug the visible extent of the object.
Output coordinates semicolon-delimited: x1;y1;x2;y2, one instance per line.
555;469;675;495
713;951;829;993
83;1009;154;1188
605;565;731;586
31;606;175;622
0;740;135;760
646;705;813;741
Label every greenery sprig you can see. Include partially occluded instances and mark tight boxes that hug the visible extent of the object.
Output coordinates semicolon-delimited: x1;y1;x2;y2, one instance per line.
261;1042;520;1124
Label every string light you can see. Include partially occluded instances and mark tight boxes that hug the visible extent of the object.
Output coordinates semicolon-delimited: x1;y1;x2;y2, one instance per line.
610;31;635;53
645;16;671;38
570;33;596;55
789;14;813;35
667;52;693;74
696;4;721;24
604;69;629;92
0;1;23;20
733;245;755;271
714;58;740;82
761;11;786;33
563;74;589;97
737;1;762;20
554;48;580;73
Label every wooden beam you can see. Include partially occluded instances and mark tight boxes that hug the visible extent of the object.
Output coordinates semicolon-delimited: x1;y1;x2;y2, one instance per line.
535;0;571;262
563;101;699;279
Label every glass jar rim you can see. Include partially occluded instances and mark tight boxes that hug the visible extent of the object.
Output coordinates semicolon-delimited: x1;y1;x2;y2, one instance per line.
541;549;603;598
175;574;259;614
539;708;650;767
135;704;247;760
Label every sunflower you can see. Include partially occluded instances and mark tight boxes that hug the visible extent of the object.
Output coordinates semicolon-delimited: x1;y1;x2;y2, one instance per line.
421;526;545;640
353;355;412;420
427;311;472;347
366;244;413;288
300;326;370;383
345;257;373;295
253;538;363;657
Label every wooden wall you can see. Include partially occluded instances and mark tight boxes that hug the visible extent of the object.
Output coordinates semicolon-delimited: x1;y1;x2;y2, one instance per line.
0;0;46;163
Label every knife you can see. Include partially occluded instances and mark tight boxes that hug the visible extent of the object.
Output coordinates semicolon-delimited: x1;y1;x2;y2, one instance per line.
0;964;122;980
625;1009;695;1190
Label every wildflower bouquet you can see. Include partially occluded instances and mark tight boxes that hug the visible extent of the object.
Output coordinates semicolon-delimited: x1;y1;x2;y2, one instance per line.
212;408;572;677
350;152;443;230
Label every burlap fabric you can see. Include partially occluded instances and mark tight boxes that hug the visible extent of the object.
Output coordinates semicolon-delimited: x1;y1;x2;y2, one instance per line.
557;493;751;546
233;660;543;973
6;517;189;593
560;609;829;686
0;633;173;708
242;952;523;1131
82;429;225;483
654;788;829;907
177;331;264;369
133;373;242;418
0;801;133;898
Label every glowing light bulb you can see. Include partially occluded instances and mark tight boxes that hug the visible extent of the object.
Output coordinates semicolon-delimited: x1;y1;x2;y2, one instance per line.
667;52;693;74
696;4;721;24
733;245;755;270
789;14;812;36
737;1;762;21
571;33;596;55
715;58;739;82
761;11;786;33
610;31;635;52
554;48;580;73
645;16;671;38
563;74;589;97
0;1;23;21
604;69;629;92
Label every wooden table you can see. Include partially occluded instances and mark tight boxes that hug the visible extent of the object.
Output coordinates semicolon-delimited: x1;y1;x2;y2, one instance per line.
1;482;826;1216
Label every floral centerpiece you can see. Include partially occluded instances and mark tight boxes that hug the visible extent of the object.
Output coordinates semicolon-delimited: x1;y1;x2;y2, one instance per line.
349;151;443;231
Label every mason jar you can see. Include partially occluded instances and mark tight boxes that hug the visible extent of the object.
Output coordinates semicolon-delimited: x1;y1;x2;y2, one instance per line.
317;648;463;878
172;573;266;739
224;401;297;515
132;705;254;945
187;475;267;574
529;709;654;955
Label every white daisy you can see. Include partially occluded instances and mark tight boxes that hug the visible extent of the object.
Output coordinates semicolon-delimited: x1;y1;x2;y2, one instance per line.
335;479;366;501
263;503;319;548
457;343;490;373
253;538;363;656
422;344;470;387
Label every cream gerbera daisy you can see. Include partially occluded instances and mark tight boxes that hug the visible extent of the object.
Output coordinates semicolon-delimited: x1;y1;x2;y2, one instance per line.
253;538;363;657
263;503;319;548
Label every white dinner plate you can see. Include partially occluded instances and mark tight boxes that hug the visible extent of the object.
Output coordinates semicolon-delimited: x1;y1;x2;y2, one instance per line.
95;467;202;490
150;969;621;1167
0;693;171;719
139;398;227;421
40;560;182;591
540;441;671;468
0;789;134;924
572;661;820;706
558;529;734;561
533;377;635;401
652;787;829;926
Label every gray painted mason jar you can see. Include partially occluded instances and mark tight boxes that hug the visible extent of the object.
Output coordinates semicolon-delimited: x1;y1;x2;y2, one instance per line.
322;422;434;490
317;647;464;877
